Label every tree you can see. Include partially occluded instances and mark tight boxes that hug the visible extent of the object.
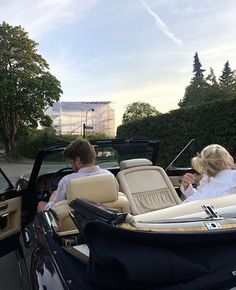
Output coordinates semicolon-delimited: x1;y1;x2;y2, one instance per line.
193;52;205;79
204;67;222;102
179;52;208;108
219;61;234;87
218;61;236;100
206;67;218;86
0;22;62;156
122;102;160;124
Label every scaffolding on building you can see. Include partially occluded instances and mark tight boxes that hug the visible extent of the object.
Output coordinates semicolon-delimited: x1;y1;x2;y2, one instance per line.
46;101;115;137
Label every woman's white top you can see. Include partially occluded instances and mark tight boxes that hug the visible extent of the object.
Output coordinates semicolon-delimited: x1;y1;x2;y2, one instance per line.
181;169;236;203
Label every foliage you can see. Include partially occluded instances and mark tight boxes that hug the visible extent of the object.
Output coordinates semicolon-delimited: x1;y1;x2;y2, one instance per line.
179;52;208;107
218;61;236;100
39;115;53;127
206;67;218;86
179;54;236;108
86;132;108;139
122;101;161;124
17;129;110;159
0;22;62;156
17;128;74;158
117;98;236;167
219;61;234;87
192;52;205;79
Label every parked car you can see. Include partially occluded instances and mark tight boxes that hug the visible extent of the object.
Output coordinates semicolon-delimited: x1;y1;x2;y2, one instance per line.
0;148;6;159
1;138;236;290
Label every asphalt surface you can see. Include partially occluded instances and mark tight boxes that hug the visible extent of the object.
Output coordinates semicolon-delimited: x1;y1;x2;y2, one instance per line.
0;160;34;185
0;252;22;290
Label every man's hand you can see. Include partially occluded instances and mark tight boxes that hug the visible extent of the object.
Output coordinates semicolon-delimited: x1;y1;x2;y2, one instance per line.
37;201;47;212
182;173;197;191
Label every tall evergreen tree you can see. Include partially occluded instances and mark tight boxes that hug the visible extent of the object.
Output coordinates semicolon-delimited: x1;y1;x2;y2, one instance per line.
192;52;205;80
206;67;218;86
179;52;208;107
219;61;234;87
218;61;236;100
205;67;222;102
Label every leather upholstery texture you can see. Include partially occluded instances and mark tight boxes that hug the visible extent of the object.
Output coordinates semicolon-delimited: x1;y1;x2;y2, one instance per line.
117;159;181;215
53;173;129;232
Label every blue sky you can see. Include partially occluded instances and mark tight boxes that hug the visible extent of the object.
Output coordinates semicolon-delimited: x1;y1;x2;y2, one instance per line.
1;0;236;127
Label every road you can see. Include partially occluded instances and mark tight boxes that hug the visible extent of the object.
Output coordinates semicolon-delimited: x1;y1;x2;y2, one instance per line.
0;161;34;185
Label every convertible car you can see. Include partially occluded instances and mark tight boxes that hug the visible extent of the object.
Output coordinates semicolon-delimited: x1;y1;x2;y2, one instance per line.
1;139;236;290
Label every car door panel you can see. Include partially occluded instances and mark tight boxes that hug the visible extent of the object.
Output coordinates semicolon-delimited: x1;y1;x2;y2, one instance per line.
0;196;21;240
0;168;22;256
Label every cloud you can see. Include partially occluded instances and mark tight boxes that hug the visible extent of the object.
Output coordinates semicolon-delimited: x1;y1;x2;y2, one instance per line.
0;0;97;38
140;0;182;45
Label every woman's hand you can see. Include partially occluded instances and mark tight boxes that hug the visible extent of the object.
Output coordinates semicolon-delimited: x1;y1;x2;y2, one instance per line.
182;173;197;190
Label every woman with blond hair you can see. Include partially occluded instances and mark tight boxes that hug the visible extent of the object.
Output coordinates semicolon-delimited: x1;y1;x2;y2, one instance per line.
181;144;236;202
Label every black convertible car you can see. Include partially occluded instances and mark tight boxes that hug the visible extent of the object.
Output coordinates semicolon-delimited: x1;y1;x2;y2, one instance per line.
1;139;236;290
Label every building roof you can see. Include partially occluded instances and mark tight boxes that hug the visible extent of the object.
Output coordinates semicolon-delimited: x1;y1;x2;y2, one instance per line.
52;101;112;113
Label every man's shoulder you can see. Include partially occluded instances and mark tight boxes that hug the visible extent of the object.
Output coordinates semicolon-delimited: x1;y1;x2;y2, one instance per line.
98;168;112;175
60;172;79;182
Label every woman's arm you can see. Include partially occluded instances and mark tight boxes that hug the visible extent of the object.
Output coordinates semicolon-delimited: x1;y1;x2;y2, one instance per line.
180;173;197;198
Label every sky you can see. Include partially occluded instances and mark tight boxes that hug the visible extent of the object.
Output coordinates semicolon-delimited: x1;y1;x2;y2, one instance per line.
1;0;236;128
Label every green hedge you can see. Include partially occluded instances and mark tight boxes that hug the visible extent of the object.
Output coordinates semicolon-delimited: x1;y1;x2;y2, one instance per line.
16;128;74;159
116;99;236;167
17;128;108;159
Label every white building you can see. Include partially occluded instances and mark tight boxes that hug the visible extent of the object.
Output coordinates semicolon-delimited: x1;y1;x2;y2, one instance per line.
46;101;115;136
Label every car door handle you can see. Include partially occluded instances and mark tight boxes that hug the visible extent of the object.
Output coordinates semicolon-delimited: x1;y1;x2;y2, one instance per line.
0;204;8;211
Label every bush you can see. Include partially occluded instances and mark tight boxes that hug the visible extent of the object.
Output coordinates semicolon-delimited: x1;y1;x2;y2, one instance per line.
17;128;76;159
17;129;110;159
117;99;236;167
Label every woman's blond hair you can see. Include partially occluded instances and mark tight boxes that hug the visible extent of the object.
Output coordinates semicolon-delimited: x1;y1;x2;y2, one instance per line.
191;144;235;177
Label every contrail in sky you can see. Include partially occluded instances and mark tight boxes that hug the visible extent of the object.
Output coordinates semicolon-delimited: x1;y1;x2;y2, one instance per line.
140;0;182;45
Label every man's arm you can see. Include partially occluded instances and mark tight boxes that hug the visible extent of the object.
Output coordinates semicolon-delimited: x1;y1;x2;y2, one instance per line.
37;175;68;212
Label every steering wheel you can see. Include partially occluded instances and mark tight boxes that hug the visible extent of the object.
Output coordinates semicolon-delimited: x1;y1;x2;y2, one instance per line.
48;167;73;194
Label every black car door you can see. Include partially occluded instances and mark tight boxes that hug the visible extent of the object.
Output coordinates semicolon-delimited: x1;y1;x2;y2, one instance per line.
0;168;21;257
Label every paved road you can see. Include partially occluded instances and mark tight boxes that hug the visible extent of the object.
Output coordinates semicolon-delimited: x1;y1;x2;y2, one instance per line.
0;161;34;185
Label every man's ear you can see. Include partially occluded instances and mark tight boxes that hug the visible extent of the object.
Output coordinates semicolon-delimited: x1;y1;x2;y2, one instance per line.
75;157;81;164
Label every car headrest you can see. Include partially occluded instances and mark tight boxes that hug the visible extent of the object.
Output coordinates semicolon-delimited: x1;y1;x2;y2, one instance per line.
67;173;118;203
120;158;152;170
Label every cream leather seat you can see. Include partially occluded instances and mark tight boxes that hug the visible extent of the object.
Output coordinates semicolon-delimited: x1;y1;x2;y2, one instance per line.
53;173;129;232
116;158;181;215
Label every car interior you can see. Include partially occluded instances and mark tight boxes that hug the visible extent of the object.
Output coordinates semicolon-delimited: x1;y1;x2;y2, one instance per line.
40;154;236;272
13;139;234;277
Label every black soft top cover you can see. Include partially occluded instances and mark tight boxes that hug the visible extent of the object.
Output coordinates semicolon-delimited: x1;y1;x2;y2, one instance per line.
83;221;236;290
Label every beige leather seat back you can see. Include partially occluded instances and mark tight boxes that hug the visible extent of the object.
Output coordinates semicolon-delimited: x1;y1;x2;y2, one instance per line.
53;173;129;232
68;174;116;203
116;159;181;215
